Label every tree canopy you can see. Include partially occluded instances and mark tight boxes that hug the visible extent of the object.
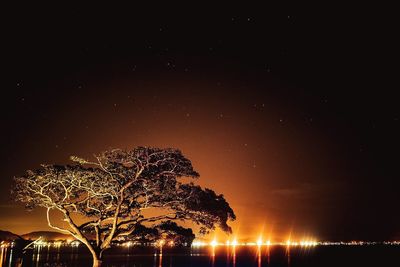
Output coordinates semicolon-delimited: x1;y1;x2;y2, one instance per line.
13;147;235;267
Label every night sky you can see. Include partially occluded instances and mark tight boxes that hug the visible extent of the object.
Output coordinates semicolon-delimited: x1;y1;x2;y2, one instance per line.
1;5;399;241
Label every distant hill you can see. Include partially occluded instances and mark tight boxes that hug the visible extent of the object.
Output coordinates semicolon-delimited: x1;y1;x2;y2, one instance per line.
21;231;73;241
0;230;24;241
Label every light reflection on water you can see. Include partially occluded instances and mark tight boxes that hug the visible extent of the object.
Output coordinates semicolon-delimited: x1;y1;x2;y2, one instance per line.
0;245;294;267
0;248;7;266
1;244;400;267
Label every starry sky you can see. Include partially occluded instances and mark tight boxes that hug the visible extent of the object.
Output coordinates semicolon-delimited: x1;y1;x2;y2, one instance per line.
1;5;399;241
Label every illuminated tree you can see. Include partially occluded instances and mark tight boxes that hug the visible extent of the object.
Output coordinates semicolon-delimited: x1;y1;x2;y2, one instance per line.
12;147;235;267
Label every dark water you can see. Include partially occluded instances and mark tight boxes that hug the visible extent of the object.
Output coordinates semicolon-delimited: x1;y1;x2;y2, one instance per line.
1;245;399;267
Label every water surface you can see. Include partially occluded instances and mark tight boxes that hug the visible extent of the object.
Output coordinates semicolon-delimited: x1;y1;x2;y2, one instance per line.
1;245;399;266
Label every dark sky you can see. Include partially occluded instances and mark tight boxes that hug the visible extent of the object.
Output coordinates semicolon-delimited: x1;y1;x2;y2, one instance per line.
1;5;399;241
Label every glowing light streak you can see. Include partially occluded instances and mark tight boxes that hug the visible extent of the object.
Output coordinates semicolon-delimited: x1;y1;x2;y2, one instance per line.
231;239;238;247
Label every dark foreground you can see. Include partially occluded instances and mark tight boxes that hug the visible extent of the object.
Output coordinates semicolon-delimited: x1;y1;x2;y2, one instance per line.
1;245;399;267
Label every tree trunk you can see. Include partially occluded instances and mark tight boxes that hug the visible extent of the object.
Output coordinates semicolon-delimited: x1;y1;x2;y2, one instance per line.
86;245;103;267
92;258;102;267
91;251;103;267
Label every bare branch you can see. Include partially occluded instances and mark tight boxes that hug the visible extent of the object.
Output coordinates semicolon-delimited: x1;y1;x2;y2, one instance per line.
46;207;74;235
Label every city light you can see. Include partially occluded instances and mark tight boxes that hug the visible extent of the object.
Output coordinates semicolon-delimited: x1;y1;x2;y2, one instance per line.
191;241;207;247
2;237;399;251
53;241;62;247
299;240;318;247
26;237;395;249
0;241;9;248
231;239;238;247
190;236;322;248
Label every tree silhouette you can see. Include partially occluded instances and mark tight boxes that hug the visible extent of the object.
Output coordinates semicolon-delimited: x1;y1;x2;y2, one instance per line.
13;147;235;267
128;221;196;245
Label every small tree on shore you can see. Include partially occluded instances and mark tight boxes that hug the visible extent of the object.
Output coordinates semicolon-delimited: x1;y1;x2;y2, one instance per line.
12;147;235;267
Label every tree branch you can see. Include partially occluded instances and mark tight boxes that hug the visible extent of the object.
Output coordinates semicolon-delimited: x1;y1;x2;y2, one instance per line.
137;213;178;224
101;166;145;249
46;207;74;235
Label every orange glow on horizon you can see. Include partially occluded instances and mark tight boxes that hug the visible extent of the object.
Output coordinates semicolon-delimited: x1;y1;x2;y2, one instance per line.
192;234;319;248
232;238;238;247
193;227;318;248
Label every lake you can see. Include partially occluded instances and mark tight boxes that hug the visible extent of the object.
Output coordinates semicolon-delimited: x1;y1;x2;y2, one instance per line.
1;245;399;266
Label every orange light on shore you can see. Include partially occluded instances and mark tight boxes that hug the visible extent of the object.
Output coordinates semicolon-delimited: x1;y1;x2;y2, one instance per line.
232;239;238;247
299;240;318;247
191;236;320;247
